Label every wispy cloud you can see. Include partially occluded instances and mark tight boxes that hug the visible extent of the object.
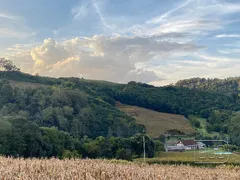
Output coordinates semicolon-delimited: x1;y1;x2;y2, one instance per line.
197;54;240;63
130;0;240;37
91;0;116;31
218;49;240;54
0;28;32;39
147;0;193;24
216;34;240;38
71;3;89;20
0;13;18;20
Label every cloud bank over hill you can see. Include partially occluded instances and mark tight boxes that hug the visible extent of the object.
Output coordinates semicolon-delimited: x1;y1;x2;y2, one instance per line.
1;0;240;85
6;35;200;83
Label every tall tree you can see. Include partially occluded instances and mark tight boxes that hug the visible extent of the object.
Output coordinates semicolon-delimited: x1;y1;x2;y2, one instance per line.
0;58;20;71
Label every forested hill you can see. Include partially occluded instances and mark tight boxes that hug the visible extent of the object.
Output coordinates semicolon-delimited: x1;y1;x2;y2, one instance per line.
0;71;148;159
1;71;239;118
0;72;143;139
175;77;240;94
0;71;240;150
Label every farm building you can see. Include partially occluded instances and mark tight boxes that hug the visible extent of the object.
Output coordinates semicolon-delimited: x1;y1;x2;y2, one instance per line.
165;145;185;152
177;140;199;150
164;141;185;152
196;141;206;149
165;140;206;151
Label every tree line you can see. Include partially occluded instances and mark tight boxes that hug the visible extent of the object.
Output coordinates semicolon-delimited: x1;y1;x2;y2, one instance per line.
0;116;163;159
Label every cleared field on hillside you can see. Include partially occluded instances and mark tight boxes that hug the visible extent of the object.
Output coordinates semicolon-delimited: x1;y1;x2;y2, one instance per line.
117;102;195;138
0;157;239;180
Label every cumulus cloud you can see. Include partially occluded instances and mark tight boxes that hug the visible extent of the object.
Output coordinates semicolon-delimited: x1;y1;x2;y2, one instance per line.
3;0;240;85
4;34;202;84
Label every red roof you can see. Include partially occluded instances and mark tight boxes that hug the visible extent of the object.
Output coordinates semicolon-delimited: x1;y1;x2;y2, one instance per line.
178;140;197;146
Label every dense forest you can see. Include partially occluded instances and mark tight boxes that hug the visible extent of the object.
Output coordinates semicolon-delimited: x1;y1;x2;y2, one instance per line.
175;77;240;95
0;67;240;158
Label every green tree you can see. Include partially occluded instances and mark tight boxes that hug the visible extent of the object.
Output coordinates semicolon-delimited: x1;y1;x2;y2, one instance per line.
229;113;240;146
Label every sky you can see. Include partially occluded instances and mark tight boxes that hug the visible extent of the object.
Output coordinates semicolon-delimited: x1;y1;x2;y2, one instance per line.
0;0;240;86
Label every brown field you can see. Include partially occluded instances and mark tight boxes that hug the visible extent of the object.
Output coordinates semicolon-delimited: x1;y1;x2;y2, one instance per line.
117;102;195;138
0;157;239;180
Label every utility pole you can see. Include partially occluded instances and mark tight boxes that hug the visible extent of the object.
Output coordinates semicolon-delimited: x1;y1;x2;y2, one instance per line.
143;134;146;163
226;136;229;152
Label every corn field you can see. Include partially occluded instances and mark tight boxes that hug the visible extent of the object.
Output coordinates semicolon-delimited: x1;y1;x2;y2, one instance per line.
0;157;239;180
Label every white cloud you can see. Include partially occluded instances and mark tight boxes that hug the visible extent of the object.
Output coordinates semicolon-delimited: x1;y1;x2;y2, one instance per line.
71;3;89;20
139;53;240;86
0;13;18;20
3;35;240;86
197;54;240;63
0;28;34;39
216;34;240;38
91;0;113;30
218;49;240;54
3;35;202;84
2;0;240;85
147;0;193;24
0;11;35;46
129;0;240;37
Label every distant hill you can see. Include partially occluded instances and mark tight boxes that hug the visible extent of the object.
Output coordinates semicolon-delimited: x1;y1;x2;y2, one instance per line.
117;102;195;138
1;71;240;140
175;77;240;94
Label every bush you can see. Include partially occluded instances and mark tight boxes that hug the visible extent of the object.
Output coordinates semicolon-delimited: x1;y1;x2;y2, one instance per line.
62;150;82;159
116;148;132;161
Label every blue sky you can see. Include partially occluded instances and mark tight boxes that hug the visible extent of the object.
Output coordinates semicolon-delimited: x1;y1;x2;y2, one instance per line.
1;0;240;85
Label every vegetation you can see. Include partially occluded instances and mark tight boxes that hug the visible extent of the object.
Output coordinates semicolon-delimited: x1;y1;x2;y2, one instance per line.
0;157;239;179
0;77;153;159
0;114;156;159
175;77;240;95
229;113;240;146
136;151;240;166
0;58;20;72
117;102;195;138
0;79;143;139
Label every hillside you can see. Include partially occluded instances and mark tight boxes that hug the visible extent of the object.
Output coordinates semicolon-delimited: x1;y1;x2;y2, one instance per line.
117;102;195;138
0;71;240;159
0;73;147;159
175;77;240;94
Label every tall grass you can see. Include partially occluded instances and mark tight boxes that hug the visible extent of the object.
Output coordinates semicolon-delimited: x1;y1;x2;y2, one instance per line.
0;157;239;179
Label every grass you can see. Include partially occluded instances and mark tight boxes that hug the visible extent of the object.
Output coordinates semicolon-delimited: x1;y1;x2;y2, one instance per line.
191;117;221;137
117;102;195;138
135;151;240;166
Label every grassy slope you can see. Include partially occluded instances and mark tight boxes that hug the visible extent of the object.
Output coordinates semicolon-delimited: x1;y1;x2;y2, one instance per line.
117;102;195;138
190;117;221;138
136;151;240;165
